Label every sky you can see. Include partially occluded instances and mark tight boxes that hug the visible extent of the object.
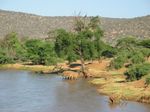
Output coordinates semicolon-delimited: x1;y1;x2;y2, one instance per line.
0;0;150;18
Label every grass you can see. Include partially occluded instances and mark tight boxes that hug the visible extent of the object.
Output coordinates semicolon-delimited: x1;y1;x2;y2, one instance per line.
90;78;108;85
90;75;150;103
109;71;122;76
0;63;54;72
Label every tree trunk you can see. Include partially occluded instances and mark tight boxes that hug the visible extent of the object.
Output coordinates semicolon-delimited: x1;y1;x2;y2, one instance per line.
80;55;87;78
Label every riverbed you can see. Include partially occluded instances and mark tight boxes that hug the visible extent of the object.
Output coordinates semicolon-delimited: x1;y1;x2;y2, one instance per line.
0;70;150;112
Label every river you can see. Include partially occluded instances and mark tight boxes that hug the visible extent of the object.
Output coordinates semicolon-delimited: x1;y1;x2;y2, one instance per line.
0;70;150;112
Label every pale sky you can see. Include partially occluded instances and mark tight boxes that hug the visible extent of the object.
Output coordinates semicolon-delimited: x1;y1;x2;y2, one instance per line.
0;0;150;18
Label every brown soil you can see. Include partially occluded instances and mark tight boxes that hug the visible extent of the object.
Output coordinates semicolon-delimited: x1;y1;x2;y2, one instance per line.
87;59;150;104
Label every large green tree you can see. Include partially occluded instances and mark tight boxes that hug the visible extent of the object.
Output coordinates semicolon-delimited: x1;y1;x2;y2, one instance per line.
54;16;104;77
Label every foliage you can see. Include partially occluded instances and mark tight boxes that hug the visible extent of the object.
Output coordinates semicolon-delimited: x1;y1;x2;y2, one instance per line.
0;17;150;78
116;36;137;51
111;53;127;69
140;48;150;59
0;32;27;63
0;48;13;64
25;39;57;65
54;29;74;58
55;16;104;64
130;51;145;64
145;75;150;85
53;16;105;77
139;39;150;48
125;63;150;81
111;36;148;69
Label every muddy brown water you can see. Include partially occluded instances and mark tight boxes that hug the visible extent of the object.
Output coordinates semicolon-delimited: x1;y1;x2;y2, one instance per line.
0;70;150;112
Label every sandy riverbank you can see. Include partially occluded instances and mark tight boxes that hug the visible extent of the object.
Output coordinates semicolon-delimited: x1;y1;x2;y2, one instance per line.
87;59;150;104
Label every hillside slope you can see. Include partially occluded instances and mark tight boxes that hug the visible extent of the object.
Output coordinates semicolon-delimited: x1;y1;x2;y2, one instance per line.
0;10;150;42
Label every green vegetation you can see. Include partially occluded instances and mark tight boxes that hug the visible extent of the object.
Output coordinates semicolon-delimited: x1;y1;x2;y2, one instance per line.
0;16;150;81
0;48;13;64
125;63;150;81
145;75;150;85
108;36;150;82
54;16;106;77
0;32;57;65
110;36;149;69
25;39;57;65
111;54;127;69
0;17;106;67
0;32;26;63
139;39;150;48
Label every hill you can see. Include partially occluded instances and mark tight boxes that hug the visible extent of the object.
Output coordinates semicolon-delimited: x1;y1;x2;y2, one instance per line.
0;9;150;42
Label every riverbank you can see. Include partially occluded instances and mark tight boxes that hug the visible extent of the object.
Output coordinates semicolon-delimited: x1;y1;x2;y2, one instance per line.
0;63;54;72
0;60;150;104
87;59;150;104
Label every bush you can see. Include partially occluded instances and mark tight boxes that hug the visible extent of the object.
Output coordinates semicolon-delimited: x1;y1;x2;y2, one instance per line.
111;51;128;69
2;32;26;61
0;49;14;64
140;48;150;59
125;63;150;81
139;39;150;48
45;57;57;65
145;75;150;85
112;57;126;69
25;39;57;65
130;51;145;64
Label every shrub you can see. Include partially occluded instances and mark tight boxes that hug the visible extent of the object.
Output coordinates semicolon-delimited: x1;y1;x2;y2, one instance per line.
130;51;145;64
112;57;126;69
145;75;150;85
140;48;150;59
0;49;14;64
45;57;57;65
125;63;150;81
111;51;128;69
25;39;57;65
2;32;26;61
139;39;150;48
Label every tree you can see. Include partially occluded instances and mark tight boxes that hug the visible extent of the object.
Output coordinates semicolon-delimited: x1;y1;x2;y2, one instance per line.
25;39;57;65
43;42;57;65
54;29;75;59
54;16;104;77
1;32;27;62
74;16;104;77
